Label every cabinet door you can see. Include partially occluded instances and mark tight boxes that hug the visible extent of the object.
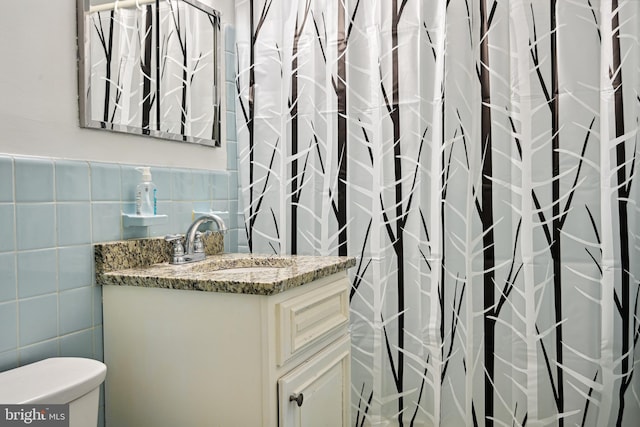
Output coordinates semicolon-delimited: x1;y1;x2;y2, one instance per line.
278;336;351;427
276;277;349;366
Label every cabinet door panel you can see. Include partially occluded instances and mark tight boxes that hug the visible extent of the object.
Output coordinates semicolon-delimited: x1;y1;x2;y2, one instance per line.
277;278;349;366
278;336;350;427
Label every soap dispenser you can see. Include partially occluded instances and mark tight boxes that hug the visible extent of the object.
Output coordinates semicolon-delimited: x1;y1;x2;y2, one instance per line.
135;167;157;216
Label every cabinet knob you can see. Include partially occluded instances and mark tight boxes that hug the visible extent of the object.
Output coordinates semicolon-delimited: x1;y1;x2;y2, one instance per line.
289;393;304;407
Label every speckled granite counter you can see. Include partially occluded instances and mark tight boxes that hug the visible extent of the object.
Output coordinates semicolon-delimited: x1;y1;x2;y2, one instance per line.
95;237;355;295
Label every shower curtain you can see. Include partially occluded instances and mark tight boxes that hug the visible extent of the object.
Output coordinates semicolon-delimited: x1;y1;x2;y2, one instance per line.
234;0;640;426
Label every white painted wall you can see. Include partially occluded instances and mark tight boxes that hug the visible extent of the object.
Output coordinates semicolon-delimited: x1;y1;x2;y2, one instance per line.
0;0;234;170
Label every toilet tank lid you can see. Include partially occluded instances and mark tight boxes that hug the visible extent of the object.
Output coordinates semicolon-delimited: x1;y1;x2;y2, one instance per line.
0;357;107;404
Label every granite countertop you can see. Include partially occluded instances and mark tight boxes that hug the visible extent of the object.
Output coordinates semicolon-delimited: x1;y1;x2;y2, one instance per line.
95;237;355;295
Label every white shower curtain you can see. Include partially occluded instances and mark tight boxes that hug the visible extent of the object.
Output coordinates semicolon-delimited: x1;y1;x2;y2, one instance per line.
234;0;640;425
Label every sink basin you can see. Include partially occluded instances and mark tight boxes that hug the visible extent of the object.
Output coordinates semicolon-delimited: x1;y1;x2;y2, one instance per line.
177;256;296;275
216;266;286;274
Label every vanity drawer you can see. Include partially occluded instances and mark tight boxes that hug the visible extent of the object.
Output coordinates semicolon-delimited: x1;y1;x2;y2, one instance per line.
276;277;349;366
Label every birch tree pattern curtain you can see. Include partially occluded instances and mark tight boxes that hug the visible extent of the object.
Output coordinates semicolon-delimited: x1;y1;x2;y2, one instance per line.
234;0;640;425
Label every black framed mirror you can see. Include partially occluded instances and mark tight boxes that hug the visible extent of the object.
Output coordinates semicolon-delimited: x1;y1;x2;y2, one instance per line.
77;0;221;146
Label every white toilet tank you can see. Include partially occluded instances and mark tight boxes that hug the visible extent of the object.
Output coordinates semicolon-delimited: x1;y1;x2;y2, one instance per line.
0;357;107;427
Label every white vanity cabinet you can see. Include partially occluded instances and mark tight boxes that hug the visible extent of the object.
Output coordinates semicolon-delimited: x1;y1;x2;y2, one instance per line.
278;336;351;427
102;271;351;427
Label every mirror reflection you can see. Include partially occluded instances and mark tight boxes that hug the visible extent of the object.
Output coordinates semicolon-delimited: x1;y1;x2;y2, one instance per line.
78;0;221;146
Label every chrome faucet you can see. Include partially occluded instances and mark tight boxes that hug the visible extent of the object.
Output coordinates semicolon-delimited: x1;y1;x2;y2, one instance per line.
185;213;227;258
165;213;227;264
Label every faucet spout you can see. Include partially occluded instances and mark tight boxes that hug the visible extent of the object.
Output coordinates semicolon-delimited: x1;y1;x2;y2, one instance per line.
184;213;227;257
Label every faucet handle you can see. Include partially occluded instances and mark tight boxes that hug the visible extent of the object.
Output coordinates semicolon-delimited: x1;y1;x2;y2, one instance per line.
193;231;204;254
164;234;185;264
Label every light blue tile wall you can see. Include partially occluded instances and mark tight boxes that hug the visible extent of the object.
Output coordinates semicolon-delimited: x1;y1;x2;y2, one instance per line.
16;204;56;250
0;205;15;252
17;249;58;298
15;158;54;202
0;154;243;374
0;302;17;353
0;157;13;202
0;254;16;303
55;161;90;201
